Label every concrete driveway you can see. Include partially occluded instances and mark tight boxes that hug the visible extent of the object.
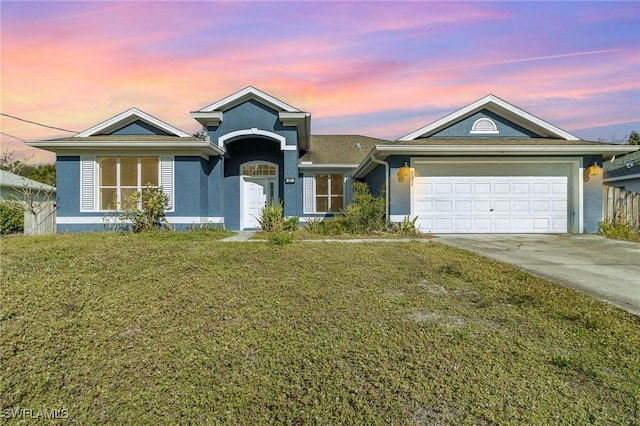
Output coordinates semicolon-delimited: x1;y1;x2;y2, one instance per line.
436;234;640;317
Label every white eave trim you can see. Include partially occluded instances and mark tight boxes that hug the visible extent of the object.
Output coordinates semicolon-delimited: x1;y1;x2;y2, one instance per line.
190;111;223;127
353;144;638;178
298;163;359;170
197;86;300;113
218;128;295;151
373;144;636;156
76;107;191;137
26;141;224;158
398;94;580;141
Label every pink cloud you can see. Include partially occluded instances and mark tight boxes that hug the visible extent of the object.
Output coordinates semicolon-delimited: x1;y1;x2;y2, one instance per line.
1;1;638;161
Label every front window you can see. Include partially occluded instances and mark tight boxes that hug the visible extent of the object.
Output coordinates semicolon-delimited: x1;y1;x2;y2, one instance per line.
315;173;344;213
98;157;159;210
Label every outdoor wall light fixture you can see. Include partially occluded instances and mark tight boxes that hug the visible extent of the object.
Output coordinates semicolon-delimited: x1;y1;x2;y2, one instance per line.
584;162;601;182
397;161;415;184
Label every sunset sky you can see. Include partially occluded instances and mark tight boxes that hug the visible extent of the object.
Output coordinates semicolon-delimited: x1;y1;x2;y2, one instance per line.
1;1;639;164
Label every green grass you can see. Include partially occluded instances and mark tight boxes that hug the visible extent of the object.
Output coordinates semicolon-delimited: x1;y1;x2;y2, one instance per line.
1;233;639;424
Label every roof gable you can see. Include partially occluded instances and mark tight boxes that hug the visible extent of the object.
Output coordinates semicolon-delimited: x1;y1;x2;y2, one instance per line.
429;109;540;138
76;108;191;137
398;95;579;141
195;86;301;113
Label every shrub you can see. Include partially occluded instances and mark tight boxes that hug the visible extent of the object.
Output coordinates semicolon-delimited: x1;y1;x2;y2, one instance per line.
268;232;295;245
258;202;299;233
599;217;640;242
342;182;386;233
0;204;24;234
302;216;323;233
389;215;422;237
107;185;171;233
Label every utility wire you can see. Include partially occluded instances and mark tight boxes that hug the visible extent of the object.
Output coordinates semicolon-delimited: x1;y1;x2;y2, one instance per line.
1;112;78;133
0;131;27;142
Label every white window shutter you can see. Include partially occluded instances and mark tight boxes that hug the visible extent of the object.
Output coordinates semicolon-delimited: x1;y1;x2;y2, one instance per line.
344;174;354;206
160;156;174;211
303;173;314;214
80;157;96;211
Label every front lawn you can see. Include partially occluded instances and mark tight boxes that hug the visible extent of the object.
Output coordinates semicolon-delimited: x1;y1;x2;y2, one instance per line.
1;233;639;424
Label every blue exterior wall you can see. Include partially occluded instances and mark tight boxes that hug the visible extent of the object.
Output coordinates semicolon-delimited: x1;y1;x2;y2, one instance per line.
173;156;208;218
431;109;539;138
56;156;80;219
583;155;604;233
388;156;412;218
207;100;298;146
56;155;107;233
205;99;301;228
364;164;385;195
223;139;284;230
108;120;172;136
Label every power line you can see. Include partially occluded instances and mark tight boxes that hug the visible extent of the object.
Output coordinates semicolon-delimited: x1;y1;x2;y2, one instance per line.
1;112;78;133
0;131;27;142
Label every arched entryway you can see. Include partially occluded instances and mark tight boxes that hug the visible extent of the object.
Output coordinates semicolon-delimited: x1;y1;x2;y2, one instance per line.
240;161;279;229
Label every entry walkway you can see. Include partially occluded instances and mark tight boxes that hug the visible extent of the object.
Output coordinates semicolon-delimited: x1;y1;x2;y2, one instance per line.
436;234;640;317
221;231;258;242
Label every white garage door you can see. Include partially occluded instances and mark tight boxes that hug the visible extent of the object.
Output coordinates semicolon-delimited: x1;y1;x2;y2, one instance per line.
413;175;568;233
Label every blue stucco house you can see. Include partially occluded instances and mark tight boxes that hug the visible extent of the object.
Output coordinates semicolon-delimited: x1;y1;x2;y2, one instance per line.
29;87;637;233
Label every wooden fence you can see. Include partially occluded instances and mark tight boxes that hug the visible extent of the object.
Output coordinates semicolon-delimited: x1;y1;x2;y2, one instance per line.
24;201;56;235
603;185;640;230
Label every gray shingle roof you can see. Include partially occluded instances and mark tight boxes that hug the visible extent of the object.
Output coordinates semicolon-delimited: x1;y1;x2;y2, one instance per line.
604;150;640;178
300;135;392;164
0;170;56;192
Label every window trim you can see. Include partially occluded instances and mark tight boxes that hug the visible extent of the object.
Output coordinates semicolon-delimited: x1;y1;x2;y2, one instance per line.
97;156;160;212
312;173;345;213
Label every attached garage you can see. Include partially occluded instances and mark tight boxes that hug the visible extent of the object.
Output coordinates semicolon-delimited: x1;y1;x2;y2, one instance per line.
411;161;577;234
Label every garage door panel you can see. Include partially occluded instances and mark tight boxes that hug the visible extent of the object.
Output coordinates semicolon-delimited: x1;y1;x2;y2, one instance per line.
494;200;510;212
435;201;452;212
513;183;530;194
435;218;453;230
474;183;491;194
493;183;510;194
455;200;472;212
413;172;568;233
435;183;452;195
532;183;551;194
454;218;473;231
474;218;491;231
552;183;567;194
513;218;533;230
533;218;550;229
532;200;549;212
415;200;433;213
455;183;472;194
513;200;530;212
493;218;511;231
474;200;492;212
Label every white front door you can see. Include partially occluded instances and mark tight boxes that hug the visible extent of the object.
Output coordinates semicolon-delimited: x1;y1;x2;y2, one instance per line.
242;176;278;229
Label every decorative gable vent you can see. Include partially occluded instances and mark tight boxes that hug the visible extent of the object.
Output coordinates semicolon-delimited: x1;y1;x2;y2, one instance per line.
470;118;499;134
